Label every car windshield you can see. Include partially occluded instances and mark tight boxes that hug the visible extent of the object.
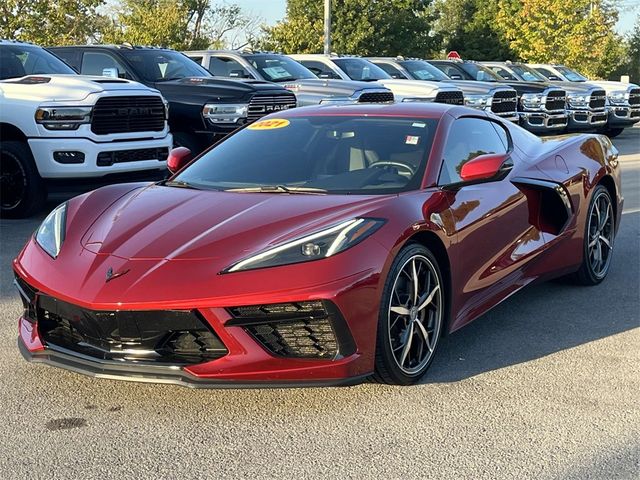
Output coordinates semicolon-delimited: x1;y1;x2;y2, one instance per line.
0;45;76;80
556;66;588;82
333;58;391;81
459;63;502;82
174;116;438;194
246;54;316;82
119;49;211;82
400;61;449;81
510;64;546;82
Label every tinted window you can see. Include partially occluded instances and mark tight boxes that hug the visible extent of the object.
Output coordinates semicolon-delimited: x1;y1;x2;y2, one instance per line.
119;49;211;82
175;116;439;194
510;64;546;82
457;63;502;82
440;118;509;185
333;58;390;81
247;55;316;82
488;66;518;81
401;61;449;81
0;45;75;80
533;67;558;80
81;52;131;78
298;60;341;79
431;62;471;80
556;66;587;82
208;56;251;78
373;62;408;79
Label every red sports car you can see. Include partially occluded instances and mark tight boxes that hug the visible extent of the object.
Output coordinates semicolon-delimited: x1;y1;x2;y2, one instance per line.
14;103;622;387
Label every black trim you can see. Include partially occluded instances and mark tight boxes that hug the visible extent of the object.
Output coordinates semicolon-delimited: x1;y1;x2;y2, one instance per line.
19;338;368;389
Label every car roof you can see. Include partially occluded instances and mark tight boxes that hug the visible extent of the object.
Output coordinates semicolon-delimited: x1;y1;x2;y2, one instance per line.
268;102;465;119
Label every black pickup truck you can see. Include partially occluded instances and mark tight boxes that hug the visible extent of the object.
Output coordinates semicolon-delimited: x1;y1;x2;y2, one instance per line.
50;45;297;153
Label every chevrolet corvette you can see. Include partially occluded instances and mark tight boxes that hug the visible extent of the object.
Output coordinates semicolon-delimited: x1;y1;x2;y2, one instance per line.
14;103;622;387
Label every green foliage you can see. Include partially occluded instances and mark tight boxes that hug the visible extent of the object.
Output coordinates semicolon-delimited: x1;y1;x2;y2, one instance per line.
623;16;640;83
259;0;440;57
0;0;106;45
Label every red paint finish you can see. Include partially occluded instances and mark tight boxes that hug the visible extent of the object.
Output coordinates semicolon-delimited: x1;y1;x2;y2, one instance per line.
460;153;511;182
167;147;193;174
14;103;624;386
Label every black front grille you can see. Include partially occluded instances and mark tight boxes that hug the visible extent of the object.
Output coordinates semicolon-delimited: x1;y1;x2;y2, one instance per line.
247;93;297;122
545;90;566;111
491;90;517;114
97;147;169;167
435;91;464;105
91;96;166;135
548;117;567;126
589;90;606;110
31;293;227;365
629;88;640;106
358;91;394;103
631;110;640;119
228;301;355;359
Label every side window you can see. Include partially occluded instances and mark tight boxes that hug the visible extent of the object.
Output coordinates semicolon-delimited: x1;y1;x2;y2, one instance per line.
47;49;81;71
208;57;251;78
489;66;517;80
439;118;510;185
188;55;203;65
534;67;557;80
81;52;130;78
374;62;407;79
299;60;340;79
438;64;465;79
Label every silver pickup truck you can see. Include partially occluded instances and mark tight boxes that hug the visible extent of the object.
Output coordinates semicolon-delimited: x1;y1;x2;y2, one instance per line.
185;50;395;105
367;57;518;122
289;54;465;105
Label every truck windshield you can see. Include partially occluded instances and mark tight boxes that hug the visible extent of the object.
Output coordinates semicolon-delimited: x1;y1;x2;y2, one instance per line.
119;49;211;82
174;115;438;195
556;66;588;82
400;61;449;81
246;54;316;82
0;45;76;80
510;65;546;82
333;58;390;81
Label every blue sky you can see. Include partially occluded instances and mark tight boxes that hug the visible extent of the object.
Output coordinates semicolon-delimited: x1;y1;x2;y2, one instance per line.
234;0;638;36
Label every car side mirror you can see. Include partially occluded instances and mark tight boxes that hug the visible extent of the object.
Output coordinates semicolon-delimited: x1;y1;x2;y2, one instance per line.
449;74;463;80
102;67;119;78
460;153;512;182
167;147;193;174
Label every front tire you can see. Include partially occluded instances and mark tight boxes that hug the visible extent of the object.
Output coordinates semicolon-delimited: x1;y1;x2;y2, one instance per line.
0;141;46;218
374;244;445;385
574;185;615;285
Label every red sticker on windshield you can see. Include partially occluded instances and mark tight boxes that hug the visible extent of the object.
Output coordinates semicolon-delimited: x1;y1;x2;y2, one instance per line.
405;135;420;145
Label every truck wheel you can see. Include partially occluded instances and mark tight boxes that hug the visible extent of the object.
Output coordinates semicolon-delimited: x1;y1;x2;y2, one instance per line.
0;141;47;218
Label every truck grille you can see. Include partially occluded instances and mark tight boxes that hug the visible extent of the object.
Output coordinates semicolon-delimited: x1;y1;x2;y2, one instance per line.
91;96;166;135
589;90;606;110
247;93;297;122
97;147;169;167
435;91;464;105
545;90;566;111
357;91;394;103
491;90;517;114
629;88;640;106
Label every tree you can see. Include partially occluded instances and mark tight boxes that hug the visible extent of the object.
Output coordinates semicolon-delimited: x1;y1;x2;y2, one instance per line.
496;0;625;78
0;0;106;45
259;0;440;57
624;16;640;82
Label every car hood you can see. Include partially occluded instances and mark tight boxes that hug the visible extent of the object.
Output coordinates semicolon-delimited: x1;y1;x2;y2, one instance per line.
0;74;157;102
375;78;460;98
446;80;514;95
154;76;293;102
577;80;639;93
78;184;393;262
284;78;390;96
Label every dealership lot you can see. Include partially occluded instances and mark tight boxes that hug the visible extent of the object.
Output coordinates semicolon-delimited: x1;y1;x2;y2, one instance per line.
0;126;638;479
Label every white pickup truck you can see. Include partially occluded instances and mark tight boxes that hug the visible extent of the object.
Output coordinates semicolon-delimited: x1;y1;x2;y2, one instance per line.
0;41;173;217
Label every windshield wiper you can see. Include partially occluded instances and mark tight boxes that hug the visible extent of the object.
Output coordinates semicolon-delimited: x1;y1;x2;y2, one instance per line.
225;185;327;195
164;179;203;190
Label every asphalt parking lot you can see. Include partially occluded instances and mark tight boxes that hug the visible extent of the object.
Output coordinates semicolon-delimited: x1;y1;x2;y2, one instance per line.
0;126;638;479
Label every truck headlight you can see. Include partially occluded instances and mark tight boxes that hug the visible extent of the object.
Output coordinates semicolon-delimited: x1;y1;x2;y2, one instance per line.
35;107;92;130
520;93;544;109
567;93;588;107
224;218;385;273
35;202;67;258
163;100;170;120
464;94;491;108
608;90;628;105
202;103;248;124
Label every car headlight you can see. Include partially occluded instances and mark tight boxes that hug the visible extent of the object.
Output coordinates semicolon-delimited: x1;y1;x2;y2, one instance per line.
520;93;544;108
608;90;628;105
35;107;92;130
464;94;491;108
202;103;248;124
224;218;385;273
35;202;67;258
567;93;588;107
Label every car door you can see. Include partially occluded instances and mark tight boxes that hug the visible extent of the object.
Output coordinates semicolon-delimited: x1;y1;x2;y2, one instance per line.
440;117;547;329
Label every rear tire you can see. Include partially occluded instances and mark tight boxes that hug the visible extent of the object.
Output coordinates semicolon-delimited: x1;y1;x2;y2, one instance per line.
374;244;445;385
574;185;615;285
0;141;46;218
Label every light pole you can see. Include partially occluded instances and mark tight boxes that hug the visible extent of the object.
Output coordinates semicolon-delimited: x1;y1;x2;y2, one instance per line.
324;0;331;55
